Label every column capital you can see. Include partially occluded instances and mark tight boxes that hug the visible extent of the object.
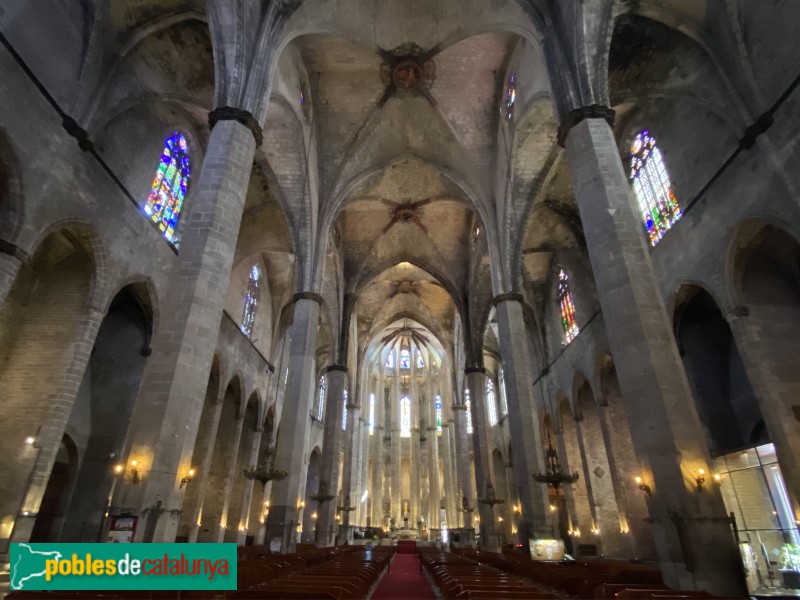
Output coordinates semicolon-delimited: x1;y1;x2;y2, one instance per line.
724;306;749;320
208;106;263;147
292;291;324;305
464;367;487;375
557;104;615;148
491;292;524;307
0;238;26;260
324;364;348;374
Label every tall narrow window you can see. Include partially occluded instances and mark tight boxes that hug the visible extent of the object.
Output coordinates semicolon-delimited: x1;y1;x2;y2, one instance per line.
629;131;681;246
368;393;376;436
486;380;498;426
501;73;517;122
558;268;579;344
144;132;190;243
400;396;411;437
240;265;261;337
435;396;443;436
465;389;473;435
386;351;394;369
342;390;348;431
499;368;509;416
316;376;326;421
416;351;425;369
400;349;411;369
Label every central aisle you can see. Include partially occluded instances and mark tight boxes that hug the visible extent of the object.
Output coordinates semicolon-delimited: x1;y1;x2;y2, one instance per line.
371;553;437;600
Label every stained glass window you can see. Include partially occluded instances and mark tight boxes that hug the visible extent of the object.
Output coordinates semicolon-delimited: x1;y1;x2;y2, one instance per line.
143;132;190;243
465;389;473;435
368;393;376;436
502;73;517;122
435;396;443;436
240;265;261;337
317;376;326;421
499;368;509;416
400;349;411;369
558;268;579;344
487;380;498;426
629;131;682;246
400;396;411;438
386;351;394;369
416;351;425;369
342;390;348;431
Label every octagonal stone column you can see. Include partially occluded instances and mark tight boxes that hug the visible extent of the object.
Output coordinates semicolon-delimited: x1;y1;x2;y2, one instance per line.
561;112;746;597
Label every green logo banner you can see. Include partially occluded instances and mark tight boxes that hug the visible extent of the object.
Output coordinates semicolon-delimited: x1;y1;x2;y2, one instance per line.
10;543;237;591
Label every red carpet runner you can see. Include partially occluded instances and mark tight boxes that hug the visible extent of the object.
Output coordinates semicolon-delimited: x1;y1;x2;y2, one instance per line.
371;553;437;600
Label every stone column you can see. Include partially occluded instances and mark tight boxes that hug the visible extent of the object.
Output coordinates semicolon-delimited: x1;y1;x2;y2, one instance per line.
371;426;385;527
390;428;402;526
410;427;421;525
266;294;322;553
561;113;746;596
465;369;499;550
234;426;263;544
112;118;258;542
426;426;441;533
451;402;474;529
493;294;552;541
315;366;347;547
185;398;224;543
340;397;360;536
441;422;457;529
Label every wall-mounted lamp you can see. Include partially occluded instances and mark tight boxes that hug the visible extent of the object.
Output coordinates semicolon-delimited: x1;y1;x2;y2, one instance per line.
497;516;503;523
713;473;722;483
130;460;140;485
549;504;556;513
25;436;35;446
114;464;123;476
695;469;707;491
634;475;651;497
591;527;600;535
180;468;196;489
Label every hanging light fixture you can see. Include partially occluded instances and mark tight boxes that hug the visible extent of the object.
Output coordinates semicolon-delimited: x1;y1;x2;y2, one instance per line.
532;431;579;490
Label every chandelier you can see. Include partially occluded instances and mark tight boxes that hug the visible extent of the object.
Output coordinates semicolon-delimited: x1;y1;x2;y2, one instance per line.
532;432;579;490
478;482;506;509
243;444;287;490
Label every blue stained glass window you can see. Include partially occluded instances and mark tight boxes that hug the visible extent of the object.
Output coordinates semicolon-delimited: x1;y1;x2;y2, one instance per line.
502;73;517;121
435;396;443;436
386;351;394;369
629;131;681;246
416;351;425;369
400;349;411;369
558;268;579;344
144;132;190;243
